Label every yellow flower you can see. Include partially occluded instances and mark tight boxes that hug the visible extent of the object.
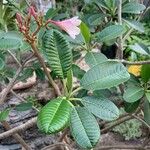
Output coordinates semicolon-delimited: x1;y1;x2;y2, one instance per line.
128;65;142;76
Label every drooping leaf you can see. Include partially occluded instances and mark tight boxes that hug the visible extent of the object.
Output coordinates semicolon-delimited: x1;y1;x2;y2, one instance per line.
70;107;100;149
122;2;146;14
37;97;71;134
123;86;144;103
82;96;119;121
85;52;107;68
0;31;22;50
15;102;33;111
124;19;144;33
80;22;91;44
42;30;72;79
0;108;10;122
129;43;150;55
96;25;125;43
144;99;150;125
146;92;150;103
141;64;150;83
80;61;130;91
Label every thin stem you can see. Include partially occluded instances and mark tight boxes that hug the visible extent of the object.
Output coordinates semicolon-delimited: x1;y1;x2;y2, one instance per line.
116;0;123;59
7;50;22;67
70;87;83;97
30;42;61;96
118;59;150;65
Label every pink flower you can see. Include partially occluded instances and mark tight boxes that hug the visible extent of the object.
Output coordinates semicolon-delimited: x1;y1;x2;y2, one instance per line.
28;6;37;19
48;17;81;39
16;13;23;26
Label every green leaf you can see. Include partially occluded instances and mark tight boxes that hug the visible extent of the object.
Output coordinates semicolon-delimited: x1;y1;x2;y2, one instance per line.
129;43;150;55
123;86;144;103
94;0;108;10
0;108;10;122
88;14;105;26
124;100;140;113
80;22;91;44
72;64;86;80
96;25;125;43
82;96;119;121
124;19;144;33
80;61;130;91
0;31;22;50
85;52;107;68
15;102;33;111
37;97;71;134
146;92;150;103
42;30;72;79
141;64;150;83
70;107;100;149
45;8;58;20
144;99;150;125
122;2;146;14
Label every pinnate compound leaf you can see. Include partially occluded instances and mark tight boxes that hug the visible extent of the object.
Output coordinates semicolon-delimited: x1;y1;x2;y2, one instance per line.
37;98;71;134
80;61;130;91
82;96;119;121
42;30;72;79
70;107;100;149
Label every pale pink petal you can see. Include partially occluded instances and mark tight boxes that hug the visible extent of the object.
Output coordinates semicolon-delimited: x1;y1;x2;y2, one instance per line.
48;17;81;39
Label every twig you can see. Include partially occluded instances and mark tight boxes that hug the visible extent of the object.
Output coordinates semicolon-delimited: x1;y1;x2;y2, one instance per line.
0;66;23;105
116;0;123;59
41;142;72;150
112;59;150;65
95;145;150;150
131;114;150;131
0;117;37;139
7;50;22;67
121;60;150;65
1;121;31;150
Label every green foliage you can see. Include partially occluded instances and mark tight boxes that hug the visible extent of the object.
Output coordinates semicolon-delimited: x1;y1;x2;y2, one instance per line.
80;61;130;91
144;99;150;125
42;30;72;79
141;64;150;83
122;2;146;14
85;52;107;67
37;97;72;134
15;102;33;111
80;22;91;44
96;25;125;43
123;86;144;103
70;107;100;149
0;31;23;50
81;96;119;121
0;108;10;122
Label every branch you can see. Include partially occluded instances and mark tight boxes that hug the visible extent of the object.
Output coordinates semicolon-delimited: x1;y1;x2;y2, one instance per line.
1;121;31;150
113;59;150;65
0;117;37;140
